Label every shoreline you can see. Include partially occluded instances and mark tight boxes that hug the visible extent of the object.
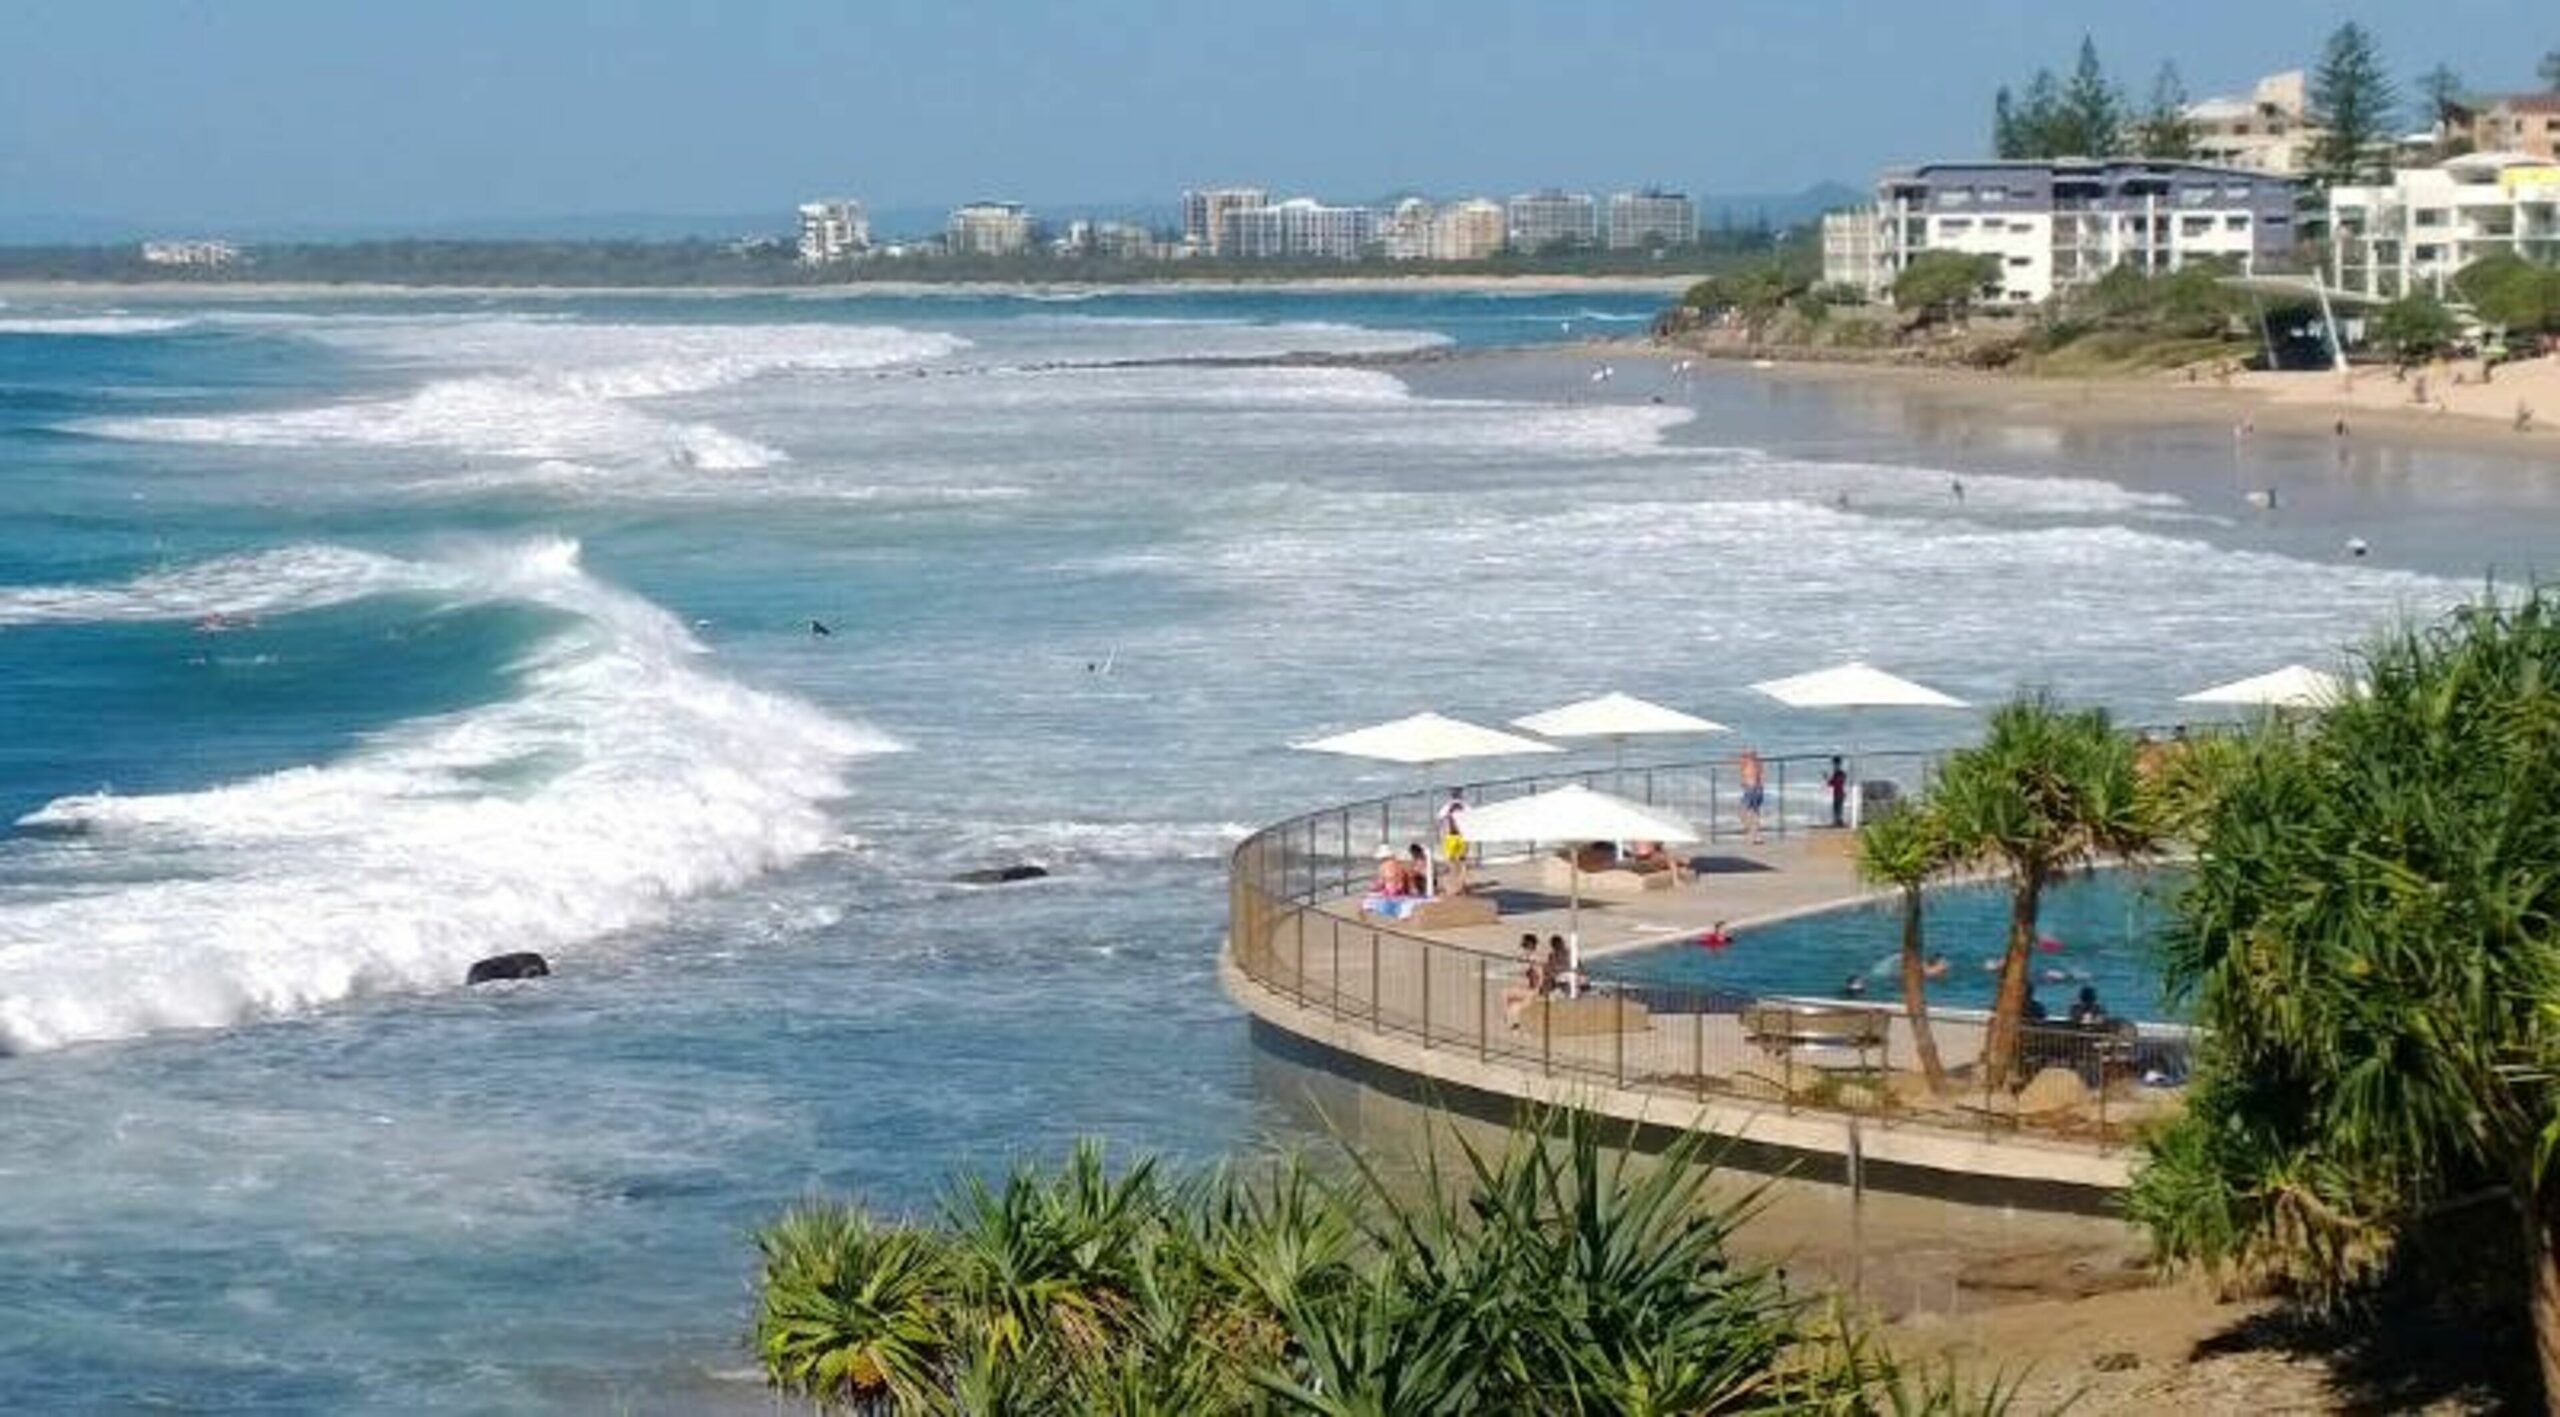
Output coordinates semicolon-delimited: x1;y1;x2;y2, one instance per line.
0;273;1695;302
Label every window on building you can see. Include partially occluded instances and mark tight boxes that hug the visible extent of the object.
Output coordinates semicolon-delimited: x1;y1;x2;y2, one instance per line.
2007;255;2031;266
1938;217;1974;233
2225;214;2250;230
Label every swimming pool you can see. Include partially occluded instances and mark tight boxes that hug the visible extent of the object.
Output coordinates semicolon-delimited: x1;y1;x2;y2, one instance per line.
1595;869;2184;1023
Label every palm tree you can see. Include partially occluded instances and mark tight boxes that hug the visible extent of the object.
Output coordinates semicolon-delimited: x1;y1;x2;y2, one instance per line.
1928;694;2155;1089
2128;590;2560;1407
1855;803;1953;1094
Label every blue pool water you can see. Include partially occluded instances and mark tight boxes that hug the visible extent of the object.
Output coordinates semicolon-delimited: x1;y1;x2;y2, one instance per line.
1598;870;2185;1023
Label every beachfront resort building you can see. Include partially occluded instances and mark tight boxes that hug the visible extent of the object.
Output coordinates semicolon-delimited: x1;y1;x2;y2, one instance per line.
2438;92;2560;162
1606;189;1696;249
139;239;240;268
1819;210;1886;298
1179;187;1267;257
1506;190;1598;251
1872;158;2301;306
1224;197;1379;260
947;201;1035;257
795;200;869;265
1428;199;1507;260
2184;71;2325;177
2327;152;2560;299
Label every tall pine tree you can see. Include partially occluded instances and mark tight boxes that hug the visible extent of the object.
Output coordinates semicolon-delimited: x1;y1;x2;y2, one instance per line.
2060;36;2125;157
2135;62;2197;158
2308;23;2398;188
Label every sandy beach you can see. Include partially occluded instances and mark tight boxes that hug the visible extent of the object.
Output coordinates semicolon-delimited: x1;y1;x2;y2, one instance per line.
1611;343;2560;456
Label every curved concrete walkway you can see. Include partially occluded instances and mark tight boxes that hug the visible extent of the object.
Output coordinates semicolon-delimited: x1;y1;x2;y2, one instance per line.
1227;831;2165;1209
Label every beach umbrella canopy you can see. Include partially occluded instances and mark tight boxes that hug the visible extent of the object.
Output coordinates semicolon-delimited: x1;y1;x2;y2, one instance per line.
1747;662;1965;827
1456;784;1698;968
1456;783;1701;848
1292;711;1559;765
1748;661;1967;710
2178;664;2351;710
1293;712;1557;894
1512;692;1730;741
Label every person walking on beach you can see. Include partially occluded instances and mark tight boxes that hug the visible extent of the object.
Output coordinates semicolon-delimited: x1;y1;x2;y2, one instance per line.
1823;755;1849;828
1737;749;1767;845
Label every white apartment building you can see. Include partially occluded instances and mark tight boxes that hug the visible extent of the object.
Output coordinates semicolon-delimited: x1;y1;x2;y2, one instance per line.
947;201;1034;257
1428;199;1507;261
1179;187;1267;257
1606;189;1695;249
1818;210;1884;298
1875;159;2300;305
1506;190;1598;250
1226;197;1378;260
2185;71;2324;177
2328;153;2560;299
795;200;869;265
139;239;239;268
1379;198;1434;260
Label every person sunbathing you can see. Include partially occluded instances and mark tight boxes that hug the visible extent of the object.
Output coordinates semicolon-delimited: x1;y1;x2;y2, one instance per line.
1626;840;1685;883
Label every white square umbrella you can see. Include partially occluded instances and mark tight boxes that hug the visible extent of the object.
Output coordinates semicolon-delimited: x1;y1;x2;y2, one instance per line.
1748;661;1967;826
1511;691;1729;774
2178;664;2351;711
1292;712;1559;892
1456;784;1700;969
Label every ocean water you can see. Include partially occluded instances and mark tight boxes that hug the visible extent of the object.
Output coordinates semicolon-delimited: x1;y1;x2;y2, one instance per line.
0;285;2533;1410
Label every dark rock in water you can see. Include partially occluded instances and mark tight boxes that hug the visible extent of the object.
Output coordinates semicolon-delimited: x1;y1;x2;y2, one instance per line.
951;864;1050;885
466;951;551;985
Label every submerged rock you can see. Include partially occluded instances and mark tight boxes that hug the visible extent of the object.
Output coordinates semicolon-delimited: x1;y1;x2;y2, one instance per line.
465;952;551;985
951;864;1050;885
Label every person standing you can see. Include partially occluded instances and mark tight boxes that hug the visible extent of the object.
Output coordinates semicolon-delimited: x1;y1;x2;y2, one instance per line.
1737;749;1767;845
1434;789;1468;894
1823;755;1849;828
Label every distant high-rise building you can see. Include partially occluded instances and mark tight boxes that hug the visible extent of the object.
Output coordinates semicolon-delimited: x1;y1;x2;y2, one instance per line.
1427;199;1507;261
1227;198;1378;260
948;201;1035;257
1180;187;1268;257
1505;190;1598;251
1380;198;1434;260
138;239;240;268
1606;189;1695;249
795;200;870;265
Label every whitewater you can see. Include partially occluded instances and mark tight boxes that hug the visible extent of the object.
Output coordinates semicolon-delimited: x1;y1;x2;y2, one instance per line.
0;287;2538;1411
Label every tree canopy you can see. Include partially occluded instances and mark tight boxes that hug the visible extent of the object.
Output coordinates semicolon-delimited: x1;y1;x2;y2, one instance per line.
2133;63;2199;159
1993;37;2126;158
2368;291;2462;360
1892;250;2001;321
2308;23;2400;188
2127;588;2560;1407
2459;253;2560;336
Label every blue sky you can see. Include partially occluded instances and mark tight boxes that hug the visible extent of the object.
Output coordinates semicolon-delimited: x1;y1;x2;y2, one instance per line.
0;1;2549;231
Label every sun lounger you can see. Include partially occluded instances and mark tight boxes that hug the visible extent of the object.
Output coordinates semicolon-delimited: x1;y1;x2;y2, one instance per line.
1535;854;1674;898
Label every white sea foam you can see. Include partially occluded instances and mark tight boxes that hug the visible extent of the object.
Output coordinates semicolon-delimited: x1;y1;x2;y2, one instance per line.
0;538;896;1053
0;314;195;336
81;318;967;472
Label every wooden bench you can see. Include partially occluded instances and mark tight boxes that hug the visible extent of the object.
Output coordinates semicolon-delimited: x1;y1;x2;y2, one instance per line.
1741;1001;1889;1069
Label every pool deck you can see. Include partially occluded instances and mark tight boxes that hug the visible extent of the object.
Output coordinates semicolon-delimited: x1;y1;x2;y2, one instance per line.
1229;829;2169;1205
1323;831;1887;963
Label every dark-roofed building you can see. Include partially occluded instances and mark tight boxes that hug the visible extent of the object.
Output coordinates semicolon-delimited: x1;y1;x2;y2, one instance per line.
1871;159;2301;305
